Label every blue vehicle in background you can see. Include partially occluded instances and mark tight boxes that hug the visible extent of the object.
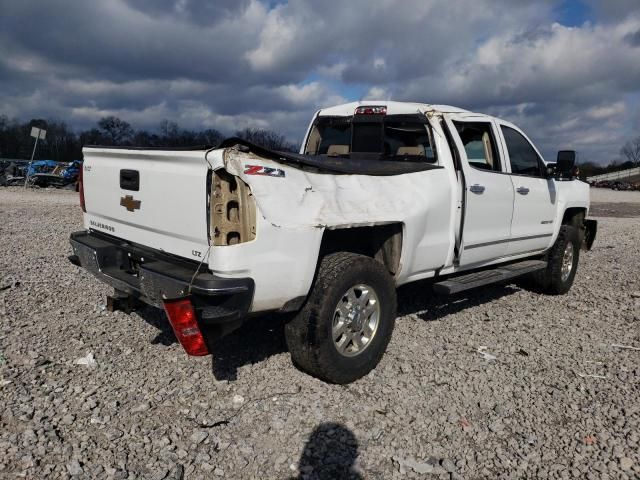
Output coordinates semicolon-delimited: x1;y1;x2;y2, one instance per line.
1;159;82;187
62;160;82;181
26;159;60;177
26;160;82;188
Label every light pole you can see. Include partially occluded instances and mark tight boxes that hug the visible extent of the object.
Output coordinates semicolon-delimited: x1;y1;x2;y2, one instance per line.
24;126;46;188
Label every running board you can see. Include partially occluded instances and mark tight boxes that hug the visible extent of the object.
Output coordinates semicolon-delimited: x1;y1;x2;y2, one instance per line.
433;260;547;295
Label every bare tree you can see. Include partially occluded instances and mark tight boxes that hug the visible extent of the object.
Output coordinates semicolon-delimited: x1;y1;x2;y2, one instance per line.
97;116;133;145
42;120;77;161
1;115;292;161
234;127;297;152
620;136;640;166
198;128;224;147
159;119;179;141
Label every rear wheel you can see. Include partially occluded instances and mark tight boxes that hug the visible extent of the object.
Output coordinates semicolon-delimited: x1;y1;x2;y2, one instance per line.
285;252;396;384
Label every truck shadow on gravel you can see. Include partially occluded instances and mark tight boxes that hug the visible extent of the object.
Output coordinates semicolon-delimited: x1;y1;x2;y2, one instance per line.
134;306;288;382
208;314;288;381
397;279;520;321
136;281;520;381
132;306;176;346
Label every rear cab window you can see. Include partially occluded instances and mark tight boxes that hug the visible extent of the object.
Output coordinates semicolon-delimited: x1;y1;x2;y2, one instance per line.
305;114;437;162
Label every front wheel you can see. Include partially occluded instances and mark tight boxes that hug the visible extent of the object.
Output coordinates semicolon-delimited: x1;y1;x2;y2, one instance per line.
285;252;397;384
530;225;581;294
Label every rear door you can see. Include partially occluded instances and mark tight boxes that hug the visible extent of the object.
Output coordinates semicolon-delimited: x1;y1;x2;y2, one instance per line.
496;123;556;256
82;147;210;262
444;114;514;266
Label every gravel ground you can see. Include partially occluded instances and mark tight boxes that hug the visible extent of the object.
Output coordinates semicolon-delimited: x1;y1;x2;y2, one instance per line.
589;188;640;218
1;186;639;480
590;188;640;204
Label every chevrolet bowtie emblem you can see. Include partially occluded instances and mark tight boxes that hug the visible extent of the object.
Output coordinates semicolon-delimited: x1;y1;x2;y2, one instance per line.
120;195;141;212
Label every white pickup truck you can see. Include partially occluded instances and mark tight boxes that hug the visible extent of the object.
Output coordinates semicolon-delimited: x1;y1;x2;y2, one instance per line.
69;101;597;383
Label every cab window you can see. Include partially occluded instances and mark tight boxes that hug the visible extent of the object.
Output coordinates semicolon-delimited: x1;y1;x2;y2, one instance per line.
383;122;435;159
305;120;351;155
501;126;543;177
304;115;436;162
453;121;501;172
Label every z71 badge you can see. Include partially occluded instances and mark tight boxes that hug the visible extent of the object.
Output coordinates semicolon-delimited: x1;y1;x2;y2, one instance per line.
244;165;285;178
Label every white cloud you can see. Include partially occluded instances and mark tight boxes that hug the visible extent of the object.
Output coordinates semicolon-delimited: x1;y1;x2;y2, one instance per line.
276;82;343;107
585;102;626;120
1;0;640;162
315;63;347;79
363;86;390;100
373;58;386;69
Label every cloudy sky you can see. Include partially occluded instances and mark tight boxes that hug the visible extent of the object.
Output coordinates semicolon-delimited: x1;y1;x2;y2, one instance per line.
1;0;639;163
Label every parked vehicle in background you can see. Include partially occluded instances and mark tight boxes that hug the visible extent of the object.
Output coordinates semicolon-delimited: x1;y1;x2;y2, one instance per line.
26;160;82;188
69;101;597;383
26;160;59;177
588;165;640;190
591;179;640;191
0;159;82;188
0;160;26;186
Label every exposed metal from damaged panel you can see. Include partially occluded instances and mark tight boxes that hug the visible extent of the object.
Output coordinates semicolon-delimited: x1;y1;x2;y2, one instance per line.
211;169;256;246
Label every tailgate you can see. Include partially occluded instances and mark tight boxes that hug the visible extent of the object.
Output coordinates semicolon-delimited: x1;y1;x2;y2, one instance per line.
82;147;210;261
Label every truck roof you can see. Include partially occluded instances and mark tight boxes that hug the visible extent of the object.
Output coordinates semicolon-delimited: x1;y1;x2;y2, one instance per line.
317;100;471;117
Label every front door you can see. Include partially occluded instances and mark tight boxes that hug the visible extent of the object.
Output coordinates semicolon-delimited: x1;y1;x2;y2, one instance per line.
445;115;514;266
497;124;556;256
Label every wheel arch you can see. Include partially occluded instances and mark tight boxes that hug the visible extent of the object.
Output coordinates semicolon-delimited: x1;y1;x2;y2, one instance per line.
319;223;404;276
559;206;588;252
561;207;586;226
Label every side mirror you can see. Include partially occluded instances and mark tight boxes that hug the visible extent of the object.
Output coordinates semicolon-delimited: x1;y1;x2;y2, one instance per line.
545;162;557;178
556;150;576;177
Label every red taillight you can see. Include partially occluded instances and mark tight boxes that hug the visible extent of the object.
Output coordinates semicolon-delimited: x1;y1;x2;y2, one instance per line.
163;298;210;356
354;105;387;115
78;167;86;212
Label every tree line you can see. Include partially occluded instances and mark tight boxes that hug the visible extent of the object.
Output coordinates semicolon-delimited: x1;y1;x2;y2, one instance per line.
1;114;638;174
578;135;640;179
0;115;298;163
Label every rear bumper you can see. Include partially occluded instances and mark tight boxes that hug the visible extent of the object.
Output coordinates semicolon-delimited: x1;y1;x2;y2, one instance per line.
69;230;254;342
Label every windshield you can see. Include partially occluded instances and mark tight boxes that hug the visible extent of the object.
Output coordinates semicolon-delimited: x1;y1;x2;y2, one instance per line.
304;114;436;162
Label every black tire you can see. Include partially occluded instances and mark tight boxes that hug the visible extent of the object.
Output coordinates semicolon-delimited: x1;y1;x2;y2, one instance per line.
529;225;581;294
285;252;397;384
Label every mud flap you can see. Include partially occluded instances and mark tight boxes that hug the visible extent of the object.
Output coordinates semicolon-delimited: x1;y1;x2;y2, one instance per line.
583;219;597;250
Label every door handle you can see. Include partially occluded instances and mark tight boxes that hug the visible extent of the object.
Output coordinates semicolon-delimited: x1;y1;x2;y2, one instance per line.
516;187;530;195
469;184;485;194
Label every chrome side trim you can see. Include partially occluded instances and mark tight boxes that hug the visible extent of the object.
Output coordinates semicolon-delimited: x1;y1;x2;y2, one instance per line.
465;233;552;250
